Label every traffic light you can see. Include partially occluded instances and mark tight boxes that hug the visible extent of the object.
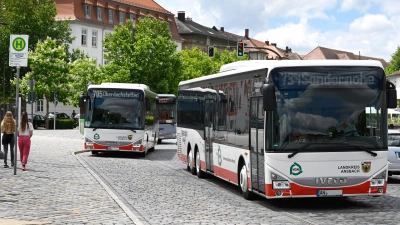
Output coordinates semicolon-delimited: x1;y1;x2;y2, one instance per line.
50;91;54;101
237;42;244;57
55;90;59;99
208;46;214;57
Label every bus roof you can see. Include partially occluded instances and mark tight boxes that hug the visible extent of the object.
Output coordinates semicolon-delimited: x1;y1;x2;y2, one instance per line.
157;94;176;98
88;83;157;98
179;60;384;88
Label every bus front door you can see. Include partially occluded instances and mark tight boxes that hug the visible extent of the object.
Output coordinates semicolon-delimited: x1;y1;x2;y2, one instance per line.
205;99;214;172
250;97;265;193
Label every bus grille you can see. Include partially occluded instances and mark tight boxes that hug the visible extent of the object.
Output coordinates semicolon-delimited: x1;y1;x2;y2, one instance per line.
177;132;182;156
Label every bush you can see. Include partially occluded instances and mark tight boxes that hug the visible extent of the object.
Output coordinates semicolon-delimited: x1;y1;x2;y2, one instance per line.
46;119;74;129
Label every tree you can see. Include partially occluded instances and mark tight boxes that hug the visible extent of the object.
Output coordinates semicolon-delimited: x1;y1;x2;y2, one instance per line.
24;37;69;115
102;16;182;94
385;45;400;76
0;0;73;104
68;58;101;107
132;16;182;94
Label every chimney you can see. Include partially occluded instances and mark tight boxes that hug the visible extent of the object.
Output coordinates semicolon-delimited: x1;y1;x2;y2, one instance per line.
286;46;289;53
271;43;276;47
245;29;249;38
220;27;224;32
265;41;269;46
177;11;185;22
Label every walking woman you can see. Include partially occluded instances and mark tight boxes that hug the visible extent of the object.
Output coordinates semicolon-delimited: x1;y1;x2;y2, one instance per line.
17;111;34;171
1;111;16;168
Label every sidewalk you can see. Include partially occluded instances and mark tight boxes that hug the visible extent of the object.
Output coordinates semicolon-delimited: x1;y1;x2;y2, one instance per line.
0;129;133;224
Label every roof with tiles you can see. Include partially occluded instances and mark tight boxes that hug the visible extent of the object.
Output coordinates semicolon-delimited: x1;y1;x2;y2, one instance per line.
175;15;231;41
303;46;388;67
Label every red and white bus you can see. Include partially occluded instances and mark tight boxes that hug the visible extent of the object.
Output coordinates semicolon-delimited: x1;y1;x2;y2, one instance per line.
79;83;159;157
156;94;177;144
177;60;397;199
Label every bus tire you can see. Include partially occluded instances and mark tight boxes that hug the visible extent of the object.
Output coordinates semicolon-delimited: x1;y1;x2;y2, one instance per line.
141;151;146;158
196;149;205;178
239;163;252;200
91;151;98;155
158;139;162;144
188;149;196;175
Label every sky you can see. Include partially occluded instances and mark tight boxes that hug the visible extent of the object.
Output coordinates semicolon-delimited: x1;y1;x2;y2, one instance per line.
154;0;400;62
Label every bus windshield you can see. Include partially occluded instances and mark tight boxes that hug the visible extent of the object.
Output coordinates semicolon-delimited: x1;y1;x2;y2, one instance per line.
157;104;176;122
84;88;144;130
268;66;387;152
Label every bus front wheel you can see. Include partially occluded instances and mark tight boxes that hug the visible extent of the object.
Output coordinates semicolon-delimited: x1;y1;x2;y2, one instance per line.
91;151;98;155
239;163;252;200
188;149;196;175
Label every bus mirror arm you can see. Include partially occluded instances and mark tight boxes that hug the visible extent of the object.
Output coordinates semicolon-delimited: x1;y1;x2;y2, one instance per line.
387;81;397;109
262;84;276;111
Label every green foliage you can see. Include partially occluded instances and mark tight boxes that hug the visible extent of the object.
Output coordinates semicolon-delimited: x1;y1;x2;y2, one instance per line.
385;45;400;75
178;47;249;84
102;16;182;94
68;58;100;107
0;0;73;104
46;119;74;129
25;37;69;114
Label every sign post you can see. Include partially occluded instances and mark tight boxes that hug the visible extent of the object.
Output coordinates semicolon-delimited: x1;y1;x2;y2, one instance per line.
9;34;29;175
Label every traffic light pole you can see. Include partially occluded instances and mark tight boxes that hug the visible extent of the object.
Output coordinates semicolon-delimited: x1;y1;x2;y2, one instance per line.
54;97;56;130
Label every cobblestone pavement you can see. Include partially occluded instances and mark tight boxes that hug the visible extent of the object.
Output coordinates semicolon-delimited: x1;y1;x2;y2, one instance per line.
2;130;400;225
0;129;133;225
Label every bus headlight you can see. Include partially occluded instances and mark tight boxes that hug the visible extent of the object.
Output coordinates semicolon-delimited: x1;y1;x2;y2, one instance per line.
85;138;93;146
371;170;386;187
272;181;290;190
133;139;143;146
371;179;385;187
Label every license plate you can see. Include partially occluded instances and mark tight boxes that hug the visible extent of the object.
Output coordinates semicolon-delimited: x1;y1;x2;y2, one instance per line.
317;190;343;197
106;147;119;150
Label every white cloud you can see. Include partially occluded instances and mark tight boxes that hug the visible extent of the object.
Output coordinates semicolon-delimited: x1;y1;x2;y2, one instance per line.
339;0;371;12
349;14;393;33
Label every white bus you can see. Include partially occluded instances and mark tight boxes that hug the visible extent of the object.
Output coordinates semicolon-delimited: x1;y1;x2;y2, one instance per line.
177;60;397;199
156;94;177;143
79;83;158;157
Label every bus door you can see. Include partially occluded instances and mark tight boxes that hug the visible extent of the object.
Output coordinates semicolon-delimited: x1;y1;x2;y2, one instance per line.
250;97;265;193
205;99;214;172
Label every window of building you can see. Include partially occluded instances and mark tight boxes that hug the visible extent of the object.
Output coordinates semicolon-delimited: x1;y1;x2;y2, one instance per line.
92;30;97;47
81;29;87;46
168;22;173;33
119;11;125;24
97;7;102;22
84;4;91;20
36;100;43;112
129;13;136;23
108;9;114;24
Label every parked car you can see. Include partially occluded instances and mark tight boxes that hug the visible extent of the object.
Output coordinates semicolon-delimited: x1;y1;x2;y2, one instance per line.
27;114;46;129
388;129;400;176
45;112;70;120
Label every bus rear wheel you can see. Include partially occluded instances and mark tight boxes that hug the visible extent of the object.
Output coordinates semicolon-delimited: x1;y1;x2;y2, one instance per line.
158;139;162;144
239;163;252;200
196;149;205;178
91;151;98;155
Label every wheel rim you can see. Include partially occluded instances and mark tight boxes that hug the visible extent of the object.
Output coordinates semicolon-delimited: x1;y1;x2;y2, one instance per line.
196;152;200;173
188;150;193;169
240;165;247;193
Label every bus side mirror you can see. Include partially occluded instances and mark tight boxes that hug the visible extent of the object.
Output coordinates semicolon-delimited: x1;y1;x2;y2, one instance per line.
79;94;87;113
262;84;276;111
387;81;397;109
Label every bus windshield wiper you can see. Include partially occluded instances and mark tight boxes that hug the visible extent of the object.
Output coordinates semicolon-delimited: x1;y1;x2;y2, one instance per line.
288;143;312;158
340;143;377;157
93;123;105;131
